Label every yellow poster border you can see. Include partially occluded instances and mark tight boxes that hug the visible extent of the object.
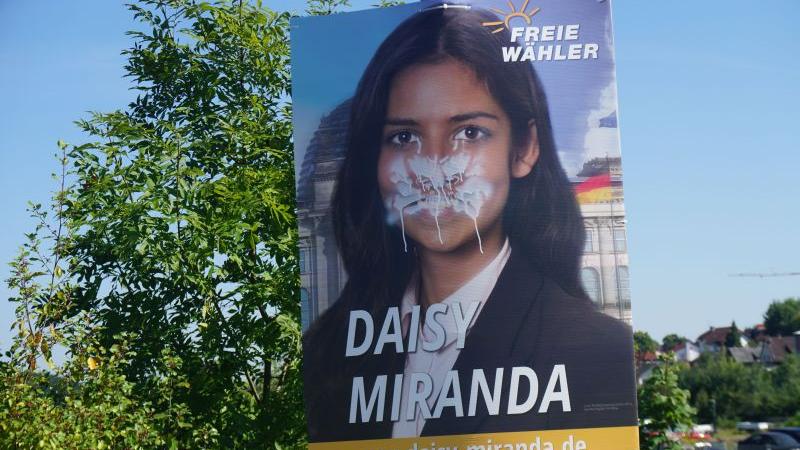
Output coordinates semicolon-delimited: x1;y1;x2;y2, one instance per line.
308;425;639;450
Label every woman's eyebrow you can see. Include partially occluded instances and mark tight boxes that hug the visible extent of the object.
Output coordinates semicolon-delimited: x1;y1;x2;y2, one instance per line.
384;112;498;126
384;117;418;126
450;111;499;122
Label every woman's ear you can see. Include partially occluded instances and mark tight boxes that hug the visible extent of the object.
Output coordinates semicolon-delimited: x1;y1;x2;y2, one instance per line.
511;120;540;178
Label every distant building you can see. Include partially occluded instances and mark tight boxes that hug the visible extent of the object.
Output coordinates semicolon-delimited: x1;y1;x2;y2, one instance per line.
744;324;769;343
758;333;799;365
297;100;634;330
725;333;798;365
697;326;750;353
727;346;762;364
671;340;701;363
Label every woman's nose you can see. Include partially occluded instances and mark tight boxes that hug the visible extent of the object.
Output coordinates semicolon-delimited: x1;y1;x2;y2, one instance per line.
416;134;455;159
406;141;468;194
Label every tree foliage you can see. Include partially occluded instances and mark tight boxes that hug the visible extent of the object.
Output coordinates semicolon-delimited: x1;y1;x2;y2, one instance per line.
67;0;301;443
373;0;406;6
764;298;800;336
634;330;658;363
0;336;217;448
638;354;695;450
724;321;742;348
306;0;350;15
661;333;687;352
679;353;800;423
0;0;322;446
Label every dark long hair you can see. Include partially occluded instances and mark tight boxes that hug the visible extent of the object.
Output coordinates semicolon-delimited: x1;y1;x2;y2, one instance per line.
304;4;586;437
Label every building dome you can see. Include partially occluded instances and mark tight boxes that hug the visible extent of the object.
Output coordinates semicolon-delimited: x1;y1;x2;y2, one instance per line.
297;99;352;208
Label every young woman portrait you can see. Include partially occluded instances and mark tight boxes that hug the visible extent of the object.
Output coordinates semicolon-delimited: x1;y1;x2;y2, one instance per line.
302;3;637;442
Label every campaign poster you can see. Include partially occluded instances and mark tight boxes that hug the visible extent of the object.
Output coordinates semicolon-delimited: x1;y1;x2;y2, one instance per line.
291;1;638;448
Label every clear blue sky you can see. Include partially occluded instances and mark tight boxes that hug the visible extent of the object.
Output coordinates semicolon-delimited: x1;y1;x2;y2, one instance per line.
0;0;797;349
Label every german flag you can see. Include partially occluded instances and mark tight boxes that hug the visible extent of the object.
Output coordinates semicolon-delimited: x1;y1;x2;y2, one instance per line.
575;173;612;204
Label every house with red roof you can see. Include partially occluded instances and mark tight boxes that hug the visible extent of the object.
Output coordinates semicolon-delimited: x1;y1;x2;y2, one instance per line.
696;326;750;353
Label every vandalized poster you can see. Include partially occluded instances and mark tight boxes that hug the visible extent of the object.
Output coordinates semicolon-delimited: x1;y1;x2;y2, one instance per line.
291;1;638;448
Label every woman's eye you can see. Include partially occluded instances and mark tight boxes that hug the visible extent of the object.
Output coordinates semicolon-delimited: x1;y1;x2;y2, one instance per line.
454;126;488;141
389;131;420;147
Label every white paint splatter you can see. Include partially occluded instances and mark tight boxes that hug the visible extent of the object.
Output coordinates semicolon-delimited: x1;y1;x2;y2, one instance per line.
384;142;492;253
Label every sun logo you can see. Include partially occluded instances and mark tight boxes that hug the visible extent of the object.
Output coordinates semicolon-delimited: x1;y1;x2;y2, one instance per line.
482;0;541;34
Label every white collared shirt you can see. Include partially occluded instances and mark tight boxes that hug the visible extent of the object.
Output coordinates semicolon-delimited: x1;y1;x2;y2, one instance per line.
391;239;511;438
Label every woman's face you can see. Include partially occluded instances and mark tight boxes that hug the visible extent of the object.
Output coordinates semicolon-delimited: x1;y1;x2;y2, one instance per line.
377;59;534;254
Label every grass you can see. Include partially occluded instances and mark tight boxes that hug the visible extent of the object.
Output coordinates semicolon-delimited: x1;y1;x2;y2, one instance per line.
714;428;749;448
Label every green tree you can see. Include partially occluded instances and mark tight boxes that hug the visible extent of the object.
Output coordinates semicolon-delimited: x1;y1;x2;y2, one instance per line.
787;409;800;427
725;321;743;348
770;355;800;418
638;354;695;450
0;0;355;446
307;0;350;15
679;353;775;422
764;298;800;336
63;1;302;444
373;0;405;6
661;333;688;352
679;353;800;423
1;146;217;446
634;330;659;363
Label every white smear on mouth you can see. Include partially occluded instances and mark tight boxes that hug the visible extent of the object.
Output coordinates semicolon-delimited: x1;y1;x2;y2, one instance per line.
385;142;491;254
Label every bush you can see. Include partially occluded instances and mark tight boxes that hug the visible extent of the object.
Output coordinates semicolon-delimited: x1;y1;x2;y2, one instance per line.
680;353;800;423
639;354;695;450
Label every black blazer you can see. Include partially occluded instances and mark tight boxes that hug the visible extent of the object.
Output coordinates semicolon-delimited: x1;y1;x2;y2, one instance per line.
304;252;638;442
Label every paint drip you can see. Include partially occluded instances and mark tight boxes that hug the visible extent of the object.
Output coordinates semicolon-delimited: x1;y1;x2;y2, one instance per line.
384;140;492;253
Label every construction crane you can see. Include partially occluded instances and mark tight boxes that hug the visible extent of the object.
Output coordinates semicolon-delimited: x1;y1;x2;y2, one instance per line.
729;272;800;278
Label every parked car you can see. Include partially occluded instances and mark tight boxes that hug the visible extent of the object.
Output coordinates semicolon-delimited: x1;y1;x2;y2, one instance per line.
773;429;800;443
739;422;772;432
738;432;800;450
